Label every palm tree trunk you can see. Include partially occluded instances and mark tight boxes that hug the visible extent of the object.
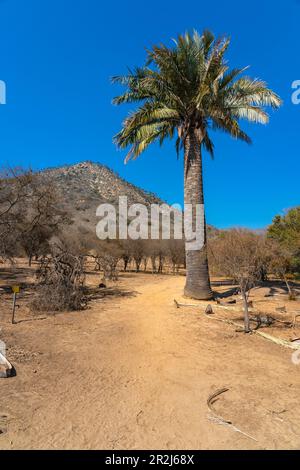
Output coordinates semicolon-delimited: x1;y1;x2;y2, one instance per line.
183;129;213;300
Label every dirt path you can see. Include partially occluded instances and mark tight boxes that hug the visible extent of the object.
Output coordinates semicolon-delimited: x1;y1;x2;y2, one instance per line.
1;274;300;449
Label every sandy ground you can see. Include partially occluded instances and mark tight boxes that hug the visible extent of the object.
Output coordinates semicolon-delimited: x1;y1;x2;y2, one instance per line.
1;267;300;450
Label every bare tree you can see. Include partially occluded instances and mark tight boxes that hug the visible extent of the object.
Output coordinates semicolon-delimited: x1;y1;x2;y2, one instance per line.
32;239;86;312
92;241;123;281
0;167;34;260
266;240;297;300
0;167;69;263
167;239;185;275
210;229;267;332
130;240;145;273
147;241;159;274
119;240;132;272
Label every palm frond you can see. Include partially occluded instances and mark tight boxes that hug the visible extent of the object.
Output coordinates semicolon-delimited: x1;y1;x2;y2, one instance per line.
113;29;281;161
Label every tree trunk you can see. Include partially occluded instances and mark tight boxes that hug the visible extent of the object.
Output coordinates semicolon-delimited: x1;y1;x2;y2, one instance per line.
241;288;251;333
123;257;128;272
183;129;213;300
151;256;157;274
135;259;141;272
283;275;292;296
283;275;295;299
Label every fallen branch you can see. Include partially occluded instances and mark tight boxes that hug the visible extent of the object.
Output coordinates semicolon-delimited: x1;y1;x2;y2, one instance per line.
207;415;258;442
205;314;300;350
207;387;231;423
174;299;254;313
207;388;258;442
174;299;201;308
174;299;300;350
254;330;300;349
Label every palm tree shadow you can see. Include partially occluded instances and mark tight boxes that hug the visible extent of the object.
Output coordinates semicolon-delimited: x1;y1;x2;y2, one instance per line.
8;365;17;378
84;285;139;302
210;280;239;300
214;287;240;300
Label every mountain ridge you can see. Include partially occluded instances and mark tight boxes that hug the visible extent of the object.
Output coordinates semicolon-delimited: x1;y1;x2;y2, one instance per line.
42;160;165;207
37;160;219;240
40;160;167;240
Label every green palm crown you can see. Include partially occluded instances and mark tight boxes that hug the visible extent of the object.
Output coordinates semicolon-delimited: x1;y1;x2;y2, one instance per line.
112;30;282;161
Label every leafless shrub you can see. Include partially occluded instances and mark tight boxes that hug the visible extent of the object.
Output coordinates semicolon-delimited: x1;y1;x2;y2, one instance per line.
130;240;145;273
91;241;122;280
210;229;267;332
31;241;86;312
166;239;185;274
0;167;70;263
97;253;120;280
119;240;132;272
0;167;34;261
146;240;167;274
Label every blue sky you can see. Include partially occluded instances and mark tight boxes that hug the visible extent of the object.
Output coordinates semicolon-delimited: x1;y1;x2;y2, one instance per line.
0;0;299;229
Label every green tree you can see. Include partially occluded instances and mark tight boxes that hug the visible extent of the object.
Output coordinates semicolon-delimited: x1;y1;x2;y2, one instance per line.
267;207;300;276
113;30;281;299
268;207;300;249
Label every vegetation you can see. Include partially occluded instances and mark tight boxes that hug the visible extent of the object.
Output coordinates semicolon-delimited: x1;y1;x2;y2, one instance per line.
0;167;68;264
267;207;300;276
32;239;86;312
1;166;298;317
210;229;268;332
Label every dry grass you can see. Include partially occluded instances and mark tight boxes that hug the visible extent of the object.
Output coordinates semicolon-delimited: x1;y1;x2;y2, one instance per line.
0;260;300;449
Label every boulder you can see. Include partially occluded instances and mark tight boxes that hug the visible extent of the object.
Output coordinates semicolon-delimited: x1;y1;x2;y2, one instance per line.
0;353;13;378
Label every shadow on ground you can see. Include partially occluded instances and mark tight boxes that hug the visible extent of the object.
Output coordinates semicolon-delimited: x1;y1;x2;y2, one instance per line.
84;285;138;302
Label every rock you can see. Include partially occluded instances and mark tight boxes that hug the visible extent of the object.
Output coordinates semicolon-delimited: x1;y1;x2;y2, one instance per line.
205;304;214;315
276;306;287;313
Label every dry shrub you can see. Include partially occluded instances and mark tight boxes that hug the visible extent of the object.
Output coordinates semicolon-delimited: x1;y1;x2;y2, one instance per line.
91;241;123;280
97;252;120;280
31;243;86;312
209;229;267;332
32;283;85;312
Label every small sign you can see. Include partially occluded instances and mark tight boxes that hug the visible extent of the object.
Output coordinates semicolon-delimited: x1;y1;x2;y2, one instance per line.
12;286;20;294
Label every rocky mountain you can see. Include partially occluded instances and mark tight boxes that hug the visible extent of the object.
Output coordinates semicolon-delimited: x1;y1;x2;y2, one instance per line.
44;161;163;208
40;161;219;242
42;161;165;239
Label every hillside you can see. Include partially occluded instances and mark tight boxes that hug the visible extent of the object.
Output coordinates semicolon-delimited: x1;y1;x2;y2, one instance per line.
42;161;164;239
39;160;219;241
44;161;163;208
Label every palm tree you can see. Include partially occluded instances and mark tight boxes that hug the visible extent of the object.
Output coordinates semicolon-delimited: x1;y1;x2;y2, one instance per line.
112;30;281;300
